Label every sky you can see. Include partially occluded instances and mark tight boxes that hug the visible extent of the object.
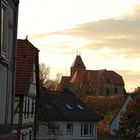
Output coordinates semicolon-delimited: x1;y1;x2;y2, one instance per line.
18;0;140;92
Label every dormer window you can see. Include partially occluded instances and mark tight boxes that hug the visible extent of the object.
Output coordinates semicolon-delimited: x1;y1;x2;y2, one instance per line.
77;105;84;110
65;104;73;110
46;104;51;109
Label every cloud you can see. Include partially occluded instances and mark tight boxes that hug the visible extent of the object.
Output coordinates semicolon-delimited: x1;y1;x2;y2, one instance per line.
31;32;64;39
63;5;140;58
116;70;140;92
32;4;140;59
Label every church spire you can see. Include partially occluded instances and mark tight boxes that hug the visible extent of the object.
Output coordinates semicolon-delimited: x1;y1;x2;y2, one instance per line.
71;55;86;77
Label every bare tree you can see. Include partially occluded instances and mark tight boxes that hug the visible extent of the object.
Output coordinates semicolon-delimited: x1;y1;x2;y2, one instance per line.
39;63;61;92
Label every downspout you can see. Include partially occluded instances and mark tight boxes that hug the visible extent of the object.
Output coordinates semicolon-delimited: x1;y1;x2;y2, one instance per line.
11;0;19;131
34;49;40;140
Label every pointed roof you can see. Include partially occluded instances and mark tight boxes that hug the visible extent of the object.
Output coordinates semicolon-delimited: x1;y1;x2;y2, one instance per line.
16;39;39;95
71;55;86;69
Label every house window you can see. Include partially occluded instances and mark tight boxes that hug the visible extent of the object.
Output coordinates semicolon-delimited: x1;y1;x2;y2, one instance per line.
27;98;30;117
66;123;73;135
100;88;103;96
106;88;110;96
65;104;73;110
93;87;96;96
1;2;6;57
21;133;26;140
29;131;32;140
81;124;93;136
24;99;27;118
31;99;35;117
114;87;118;94
24;100;26;115
77;105;84;110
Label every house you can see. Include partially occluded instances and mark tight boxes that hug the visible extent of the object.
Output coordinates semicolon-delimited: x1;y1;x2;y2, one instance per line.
36;90;99;140
0;0;19;139
13;39;39;140
61;55;125;97
110;94;137;135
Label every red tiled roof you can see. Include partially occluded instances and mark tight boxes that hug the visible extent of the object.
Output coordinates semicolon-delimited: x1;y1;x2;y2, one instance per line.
71;55;86;69
70;70;88;83
70;69;124;86
61;76;71;83
98;70;125;85
16;39;39;95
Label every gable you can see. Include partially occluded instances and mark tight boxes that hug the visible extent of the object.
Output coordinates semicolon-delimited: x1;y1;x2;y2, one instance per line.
16;39;39;95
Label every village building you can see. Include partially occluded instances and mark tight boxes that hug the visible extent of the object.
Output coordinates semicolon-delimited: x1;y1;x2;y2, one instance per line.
110;94;138;135
61;55;125;97
13;39;39;140
36;90;99;140
0;0;19;139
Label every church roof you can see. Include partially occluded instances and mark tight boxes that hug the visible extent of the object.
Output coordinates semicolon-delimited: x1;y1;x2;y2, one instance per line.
71;55;86;69
70;69;124;86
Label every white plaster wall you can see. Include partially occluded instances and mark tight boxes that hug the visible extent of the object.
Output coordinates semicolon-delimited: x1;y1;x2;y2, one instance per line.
29;64;37;97
22;96;35;124
13;97;20;124
20;127;33;140
37;121;97;140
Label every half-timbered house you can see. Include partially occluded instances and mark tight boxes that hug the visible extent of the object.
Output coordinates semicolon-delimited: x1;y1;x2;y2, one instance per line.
13;39;39;140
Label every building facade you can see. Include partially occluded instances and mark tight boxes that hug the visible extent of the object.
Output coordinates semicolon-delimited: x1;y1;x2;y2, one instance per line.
61;55;125;98
110;94;137;135
13;39;39;140
36;91;99;140
0;0;19;139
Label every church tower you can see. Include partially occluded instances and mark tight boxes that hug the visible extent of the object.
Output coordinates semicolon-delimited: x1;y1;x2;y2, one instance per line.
70;55;86;77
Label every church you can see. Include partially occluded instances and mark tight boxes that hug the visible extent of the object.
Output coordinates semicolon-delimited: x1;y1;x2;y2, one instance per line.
60;55;125;97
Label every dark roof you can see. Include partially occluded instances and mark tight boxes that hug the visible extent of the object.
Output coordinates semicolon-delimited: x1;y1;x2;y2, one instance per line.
71;55;86;69
16;39;39;95
37;91;99;122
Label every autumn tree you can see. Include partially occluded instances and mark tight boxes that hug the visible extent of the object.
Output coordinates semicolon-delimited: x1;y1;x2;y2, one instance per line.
86;96;124;119
118;95;140;140
133;86;140;94
39;63;61;92
85;96;125;135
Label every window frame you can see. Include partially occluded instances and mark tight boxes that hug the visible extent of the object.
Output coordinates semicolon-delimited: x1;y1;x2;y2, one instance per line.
114;87;118;94
81;124;94;137
1;1;7;58
66;123;73;135
106;87;110;96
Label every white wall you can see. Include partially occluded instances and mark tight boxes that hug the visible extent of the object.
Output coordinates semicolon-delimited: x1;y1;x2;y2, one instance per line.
29;64;37;97
22;96;35;124
13;65;37;139
20;127;33;140
110;96;132;135
36;121;97;140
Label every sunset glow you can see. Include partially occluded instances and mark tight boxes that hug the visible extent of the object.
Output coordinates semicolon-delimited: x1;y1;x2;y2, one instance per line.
18;0;140;92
